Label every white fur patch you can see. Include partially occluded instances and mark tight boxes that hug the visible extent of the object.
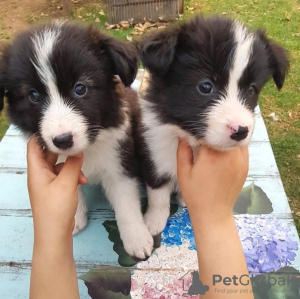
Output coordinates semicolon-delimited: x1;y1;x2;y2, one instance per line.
141;100;199;180
32;25;90;155
31;23;62;101
204;22;255;150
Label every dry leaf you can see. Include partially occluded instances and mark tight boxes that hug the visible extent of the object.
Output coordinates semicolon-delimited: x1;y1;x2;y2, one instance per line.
106;24;116;30
127;36;133;42
268;112;279;121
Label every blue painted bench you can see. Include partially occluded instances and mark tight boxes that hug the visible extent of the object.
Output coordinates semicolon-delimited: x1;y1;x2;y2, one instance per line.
1;70;300;298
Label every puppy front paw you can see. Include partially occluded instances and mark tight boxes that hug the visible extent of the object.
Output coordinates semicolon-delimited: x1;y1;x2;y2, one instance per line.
144;206;170;236
121;224;154;260
73;207;88;235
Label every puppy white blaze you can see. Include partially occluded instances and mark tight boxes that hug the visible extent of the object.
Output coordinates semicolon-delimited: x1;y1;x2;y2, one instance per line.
204;22;255;150
31;25;88;155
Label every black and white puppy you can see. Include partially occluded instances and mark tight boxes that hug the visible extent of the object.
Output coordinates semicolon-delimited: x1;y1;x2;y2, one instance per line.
138;16;289;236
0;21;153;259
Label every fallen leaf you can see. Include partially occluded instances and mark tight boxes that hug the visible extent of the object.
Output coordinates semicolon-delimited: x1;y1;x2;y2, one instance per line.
222;12;227;15
126;36;132;42
134;27;143;32
95;17;100;23
268;112;279;121
120;20;129;28
106;24;117;30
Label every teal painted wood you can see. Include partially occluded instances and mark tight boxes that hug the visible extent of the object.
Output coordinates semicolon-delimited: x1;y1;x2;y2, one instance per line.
1;97;300;297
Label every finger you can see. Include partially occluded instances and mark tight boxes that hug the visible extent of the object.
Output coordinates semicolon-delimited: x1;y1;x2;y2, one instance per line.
54;163;88;185
240;145;249;161
27;136;50;175
177;139;193;180
56;153;84;188
79;172;88;185
44;151;58;168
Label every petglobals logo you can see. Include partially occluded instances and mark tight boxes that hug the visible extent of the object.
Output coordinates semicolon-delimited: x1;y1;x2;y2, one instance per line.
179;270;209;296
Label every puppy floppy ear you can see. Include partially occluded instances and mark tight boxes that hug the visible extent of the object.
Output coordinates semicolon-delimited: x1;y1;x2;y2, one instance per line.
104;38;139;87
89;27;138;87
139;28;179;76
257;30;289;90
0;44;11;111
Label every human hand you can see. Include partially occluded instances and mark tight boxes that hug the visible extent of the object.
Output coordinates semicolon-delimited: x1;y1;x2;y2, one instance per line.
177;140;249;224
27;136;87;245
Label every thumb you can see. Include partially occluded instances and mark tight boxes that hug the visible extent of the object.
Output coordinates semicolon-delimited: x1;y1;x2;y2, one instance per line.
56;153;84;188
177;139;193;181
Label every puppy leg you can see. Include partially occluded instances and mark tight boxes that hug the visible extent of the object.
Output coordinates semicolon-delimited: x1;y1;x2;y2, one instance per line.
73;186;88;235
144;183;172;236
104;177;154;260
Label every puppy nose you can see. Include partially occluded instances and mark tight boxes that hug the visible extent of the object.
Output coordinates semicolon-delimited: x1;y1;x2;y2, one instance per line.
230;126;249;141
52;133;73;149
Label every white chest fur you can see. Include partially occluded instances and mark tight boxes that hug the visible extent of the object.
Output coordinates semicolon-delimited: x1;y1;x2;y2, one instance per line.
141;99;200;190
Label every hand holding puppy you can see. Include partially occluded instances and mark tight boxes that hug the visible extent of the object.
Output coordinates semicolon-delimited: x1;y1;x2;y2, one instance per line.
177;140;253;298
27;136;87;245
177;139;249;223
27;136;86;299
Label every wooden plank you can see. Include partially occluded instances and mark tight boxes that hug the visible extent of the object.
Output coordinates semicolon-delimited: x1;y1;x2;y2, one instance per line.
0;172;292;217
0;134;27;170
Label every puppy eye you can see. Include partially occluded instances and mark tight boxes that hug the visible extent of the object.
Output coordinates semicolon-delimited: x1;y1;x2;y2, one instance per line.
74;83;87;97
198;82;213;95
248;85;257;97
28;89;40;103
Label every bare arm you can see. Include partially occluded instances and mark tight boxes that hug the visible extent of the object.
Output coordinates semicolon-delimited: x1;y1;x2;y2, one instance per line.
27;137;87;299
177;140;253;298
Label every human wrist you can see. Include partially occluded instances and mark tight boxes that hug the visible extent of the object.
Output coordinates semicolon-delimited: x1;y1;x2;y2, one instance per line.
188;207;235;235
33;228;73;255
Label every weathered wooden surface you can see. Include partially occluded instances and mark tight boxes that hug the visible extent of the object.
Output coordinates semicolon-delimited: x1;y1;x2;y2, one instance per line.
1;70;300;298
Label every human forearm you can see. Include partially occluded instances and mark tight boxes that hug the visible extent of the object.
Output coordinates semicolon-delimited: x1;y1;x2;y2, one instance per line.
190;211;253;299
30;236;79;299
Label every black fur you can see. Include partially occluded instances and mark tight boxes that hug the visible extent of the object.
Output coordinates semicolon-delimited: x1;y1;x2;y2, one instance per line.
138;15;289;189
0;22;139;145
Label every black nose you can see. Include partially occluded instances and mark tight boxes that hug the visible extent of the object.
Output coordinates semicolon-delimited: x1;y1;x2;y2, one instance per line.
52;133;73;150
230;126;249;141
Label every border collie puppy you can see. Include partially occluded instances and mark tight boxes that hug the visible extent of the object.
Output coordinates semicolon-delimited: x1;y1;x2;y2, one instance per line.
0;21;153;259
138;16;289;236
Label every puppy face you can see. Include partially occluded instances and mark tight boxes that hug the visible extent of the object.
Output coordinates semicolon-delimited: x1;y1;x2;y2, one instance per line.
0;21;138;155
140;16;289;150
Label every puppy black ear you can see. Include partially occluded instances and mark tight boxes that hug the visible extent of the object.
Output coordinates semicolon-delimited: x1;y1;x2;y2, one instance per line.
104;38;139;87
257;30;290;90
139;28;178;76
0;44;11;111
89;26;138;87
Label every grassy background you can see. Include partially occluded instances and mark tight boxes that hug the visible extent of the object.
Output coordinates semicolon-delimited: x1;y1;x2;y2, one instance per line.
0;0;299;229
